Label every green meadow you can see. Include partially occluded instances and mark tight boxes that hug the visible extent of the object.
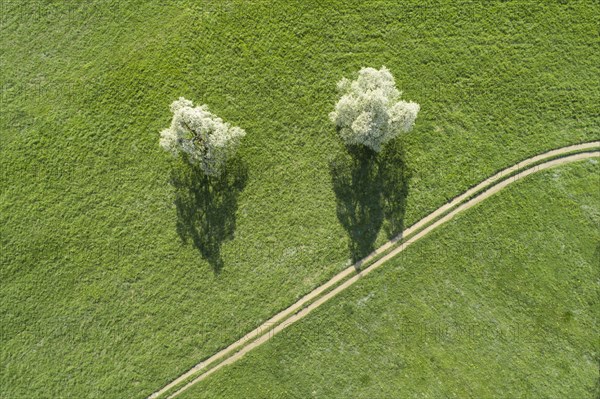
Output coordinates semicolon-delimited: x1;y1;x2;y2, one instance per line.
181;160;600;399
1;1;598;397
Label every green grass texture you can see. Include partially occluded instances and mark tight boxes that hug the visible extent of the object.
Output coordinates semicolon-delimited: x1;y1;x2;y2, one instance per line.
180;159;600;399
1;1;598;397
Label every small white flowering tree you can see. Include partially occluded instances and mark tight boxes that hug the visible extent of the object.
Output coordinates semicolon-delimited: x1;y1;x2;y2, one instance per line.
329;66;420;152
160;97;246;176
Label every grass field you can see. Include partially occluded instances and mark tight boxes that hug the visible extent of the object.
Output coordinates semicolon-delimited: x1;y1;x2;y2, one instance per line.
1;1;599;398
180;159;600;398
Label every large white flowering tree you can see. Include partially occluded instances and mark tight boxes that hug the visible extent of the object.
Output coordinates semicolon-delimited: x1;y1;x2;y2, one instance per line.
160;97;246;176
329;66;420;152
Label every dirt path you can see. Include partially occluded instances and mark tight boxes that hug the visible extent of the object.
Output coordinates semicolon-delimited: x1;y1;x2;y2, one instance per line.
149;142;599;399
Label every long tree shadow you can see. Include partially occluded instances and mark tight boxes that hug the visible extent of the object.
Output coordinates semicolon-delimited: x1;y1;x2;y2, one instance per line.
330;140;410;266
170;158;248;274
330;145;384;264
379;139;411;239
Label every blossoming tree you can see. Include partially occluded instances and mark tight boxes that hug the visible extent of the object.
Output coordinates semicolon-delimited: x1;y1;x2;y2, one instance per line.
329;66;420;152
160;97;246;176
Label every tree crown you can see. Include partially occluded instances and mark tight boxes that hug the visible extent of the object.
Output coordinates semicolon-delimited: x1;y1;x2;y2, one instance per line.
329;66;419;152
160;97;246;176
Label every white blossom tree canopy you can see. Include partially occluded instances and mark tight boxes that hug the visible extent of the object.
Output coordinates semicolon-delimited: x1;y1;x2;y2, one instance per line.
160;97;246;176
329;66;420;152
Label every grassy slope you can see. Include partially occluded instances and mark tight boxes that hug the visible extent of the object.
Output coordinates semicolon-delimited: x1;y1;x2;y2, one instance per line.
1;0;598;397
181;159;600;399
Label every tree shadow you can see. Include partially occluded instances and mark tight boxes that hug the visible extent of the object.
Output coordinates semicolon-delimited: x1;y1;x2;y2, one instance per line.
329;140;410;266
330;145;383;264
379;139;411;239
170;158;248;274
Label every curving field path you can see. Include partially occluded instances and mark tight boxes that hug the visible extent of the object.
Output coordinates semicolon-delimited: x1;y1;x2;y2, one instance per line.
149;141;600;399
